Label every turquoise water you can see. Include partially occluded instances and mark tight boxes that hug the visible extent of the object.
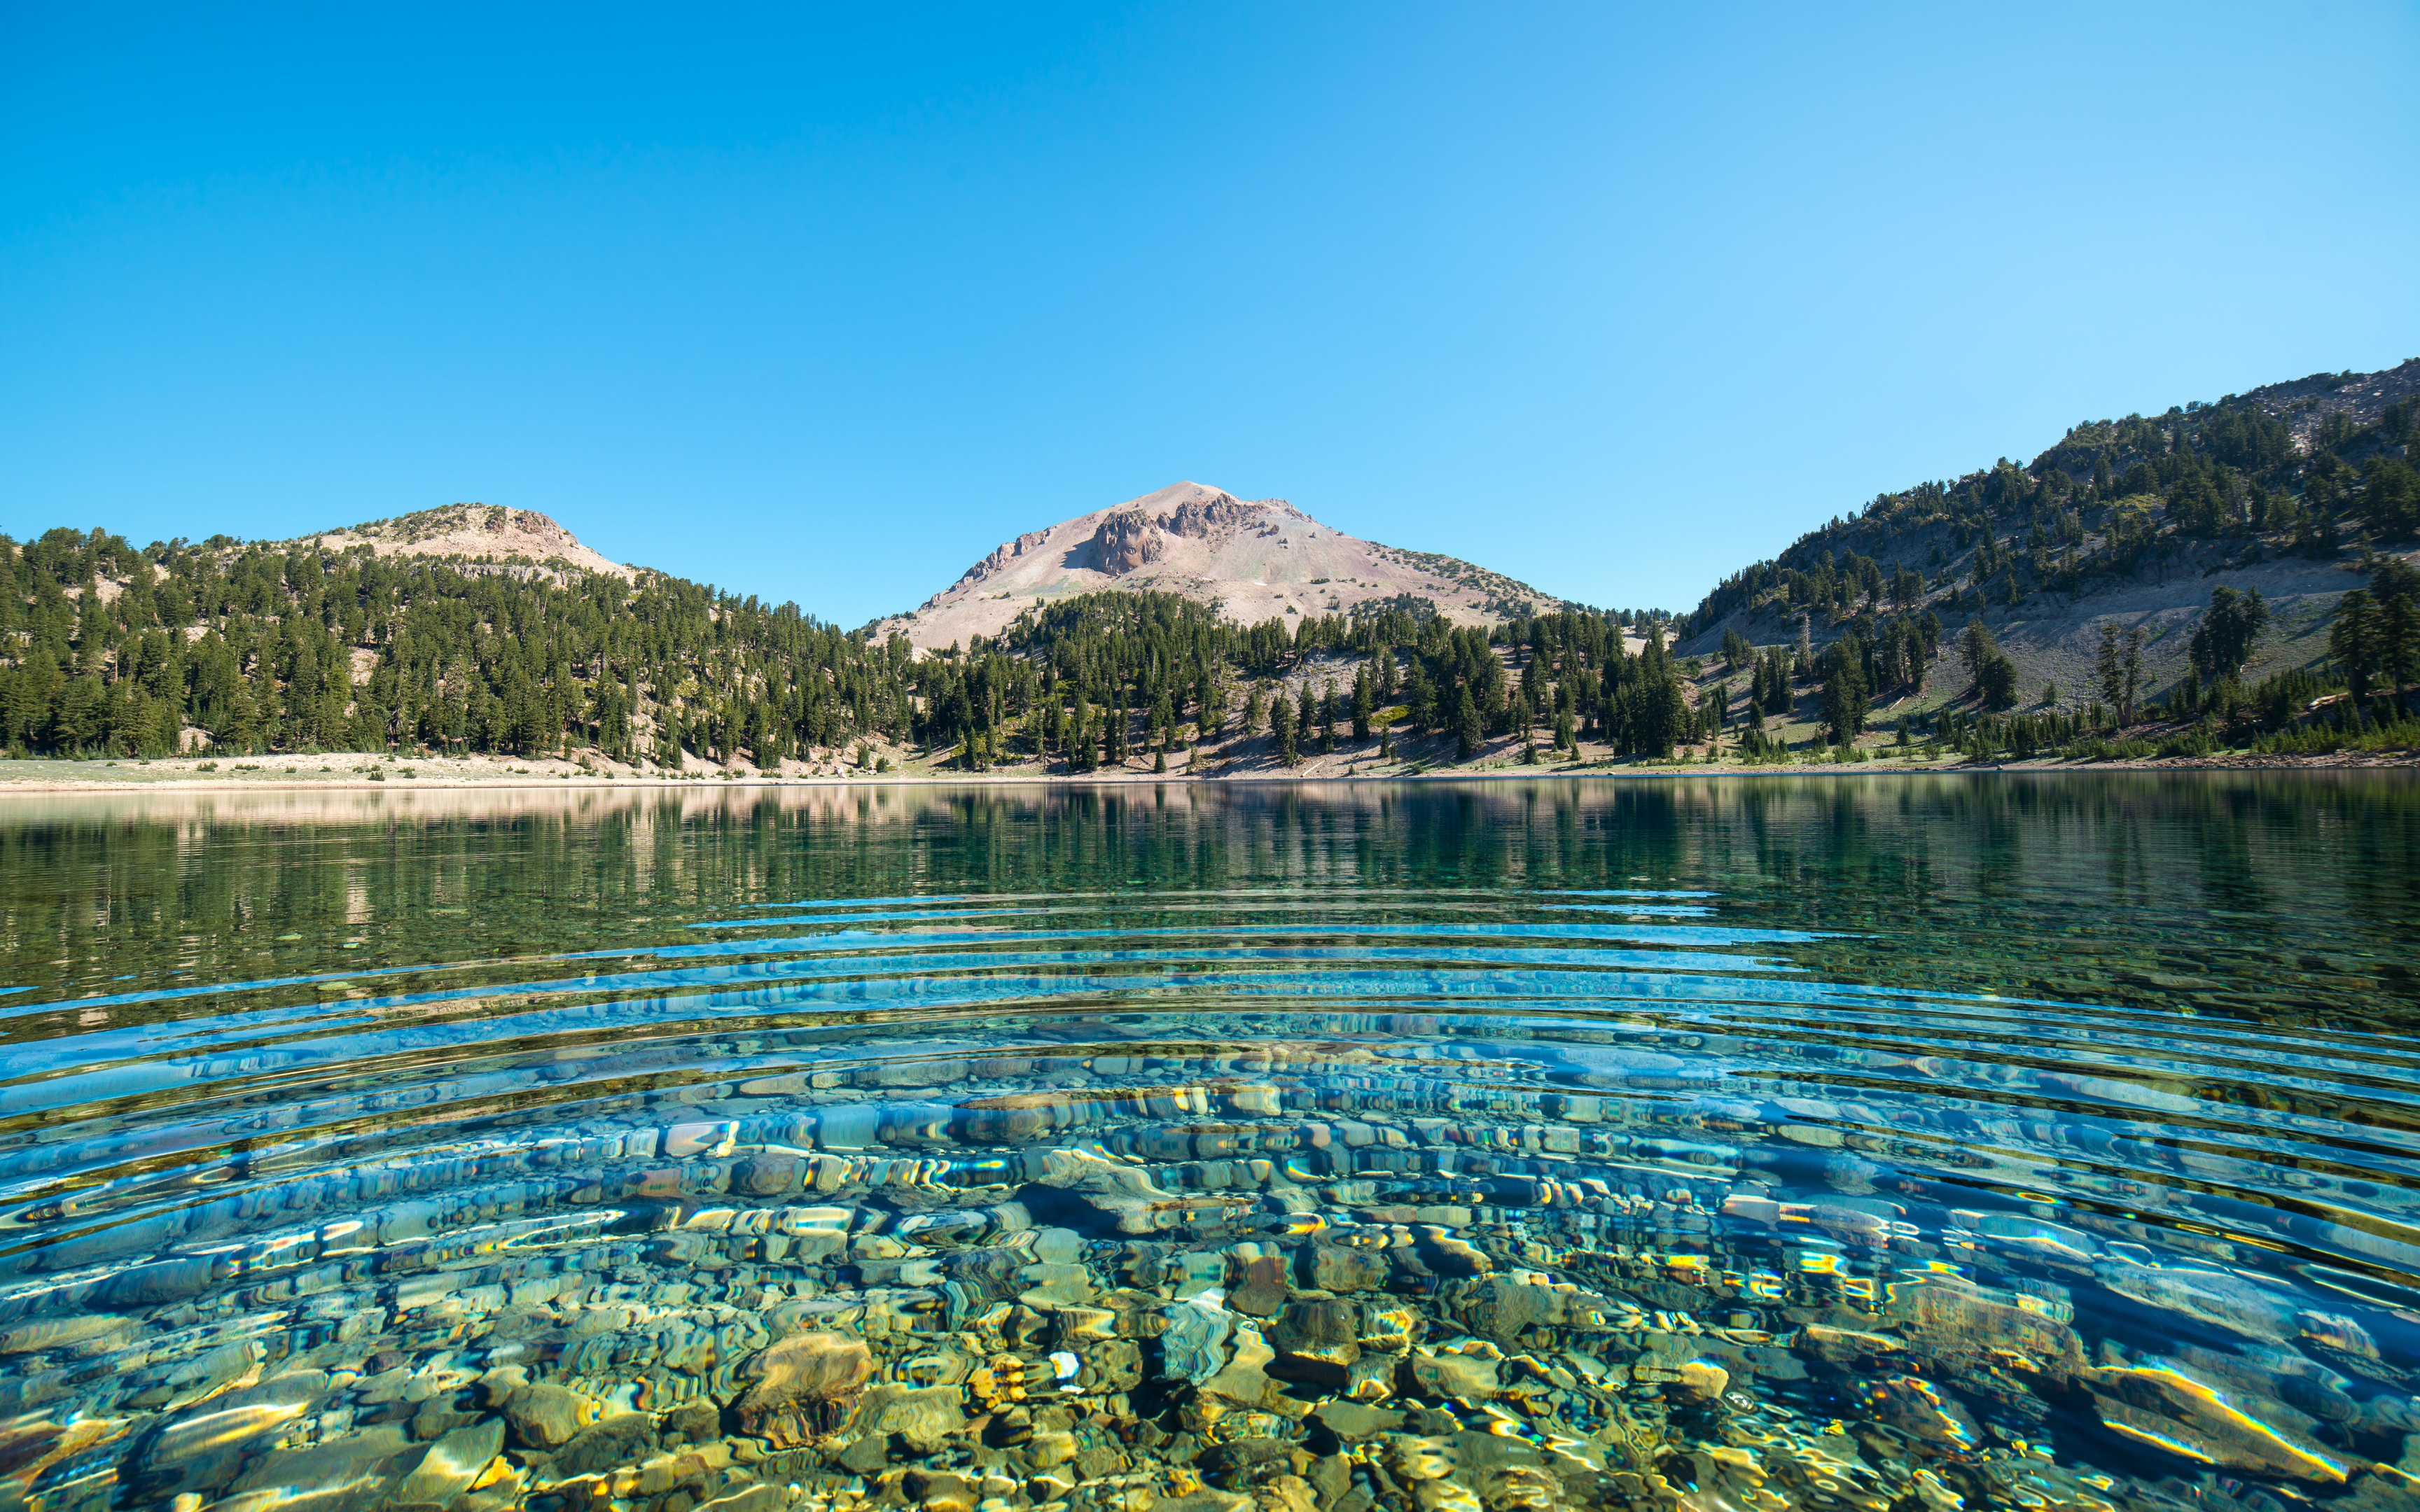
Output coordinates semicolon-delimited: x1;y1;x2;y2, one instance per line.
1;774;2416;1512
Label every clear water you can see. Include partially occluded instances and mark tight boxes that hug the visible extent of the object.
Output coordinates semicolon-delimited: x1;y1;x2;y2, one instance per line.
2;775;2417;1512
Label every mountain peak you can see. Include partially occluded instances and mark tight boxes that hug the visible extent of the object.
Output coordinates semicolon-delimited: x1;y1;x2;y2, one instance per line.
878;483;1561;649
294;503;632;580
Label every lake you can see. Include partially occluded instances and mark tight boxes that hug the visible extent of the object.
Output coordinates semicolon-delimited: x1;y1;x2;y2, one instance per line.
1;774;2416;1512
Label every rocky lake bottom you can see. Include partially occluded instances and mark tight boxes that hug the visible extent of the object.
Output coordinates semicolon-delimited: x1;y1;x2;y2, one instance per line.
0;775;2414;1512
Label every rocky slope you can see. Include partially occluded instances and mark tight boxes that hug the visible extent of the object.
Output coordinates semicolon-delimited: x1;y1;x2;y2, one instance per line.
1675;357;2420;708
291;503;633;580
2230;358;2420;449
877;482;1564;650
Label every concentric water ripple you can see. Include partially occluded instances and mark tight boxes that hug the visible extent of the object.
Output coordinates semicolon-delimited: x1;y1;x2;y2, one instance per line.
0;776;2415;1512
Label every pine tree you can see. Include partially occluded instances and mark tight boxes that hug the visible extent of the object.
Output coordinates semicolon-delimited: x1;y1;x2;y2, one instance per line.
2122;628;2146;726
2333;589;2379;706
2365;557;2419;708
2096;625;2125;727
2186;586;2270;683
1819;637;1869;744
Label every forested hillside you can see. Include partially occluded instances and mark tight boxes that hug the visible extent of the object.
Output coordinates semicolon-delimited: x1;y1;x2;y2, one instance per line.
1671;358;2420;755
959;592;1704;771
1685;360;2416;639
0;525;1711;771
0;526;905;764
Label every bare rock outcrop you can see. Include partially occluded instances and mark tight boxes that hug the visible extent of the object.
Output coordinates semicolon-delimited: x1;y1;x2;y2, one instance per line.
293;504;633;580
879;480;1565;650
1085;510;1167;575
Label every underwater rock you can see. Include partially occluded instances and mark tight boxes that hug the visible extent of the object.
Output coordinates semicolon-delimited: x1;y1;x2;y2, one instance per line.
1170;1248;1228;1298
850;1383;965;1452
1559;1046;1688;1082
1026;1428;1078;1466
733;1329;873;1446
1230;1253;1291;1317
0;1414;124;1497
2099;1261;2300;1344
1299;1242;1389;1293
119;1368;332;1505
1413;1226;1494;1278
954;1091;1077;1144
2297;1309;2380;1359
1018;1147;1182;1235
27;908;2420;1512
1265;1298;1363;1392
390;1417;504;1509
1198;1324;1306;1418
1340;1352;1400;1401
2089;1360;2351;1483
501;1382;583;1449
1408;1340;1503;1401
1795;1324;1906;1364
1161;1294;1235;1385
548;1412;658;1479
1676;1360;1730;1400
661;1395;721;1444
1357;1298;1423;1354
1153;1491;1256;1512
1197;1434;1294;1490
1313;1401;1403;1439
934;1242;1033;1323
2032;1070;2202;1114
94;1255;223;1308
1269;1297;1363;1362
0;1314;137;1357
1454;1277;1576;1345
1892;1276;2085;1378
732;1152;805;1196
218;1427;425;1512
1079;1336;1147;1393
1863;1375;1980;1452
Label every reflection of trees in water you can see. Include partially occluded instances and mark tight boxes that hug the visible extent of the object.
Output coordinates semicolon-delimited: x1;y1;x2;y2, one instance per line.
1;774;2414;1040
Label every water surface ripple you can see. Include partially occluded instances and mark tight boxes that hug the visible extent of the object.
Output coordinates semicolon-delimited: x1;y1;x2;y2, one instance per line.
0;775;2416;1512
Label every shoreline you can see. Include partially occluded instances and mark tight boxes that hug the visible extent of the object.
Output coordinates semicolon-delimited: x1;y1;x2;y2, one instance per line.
0;750;2409;795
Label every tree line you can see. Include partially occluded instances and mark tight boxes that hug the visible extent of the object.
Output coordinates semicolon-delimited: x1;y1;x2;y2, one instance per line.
0;528;917;764
0;529;1711;769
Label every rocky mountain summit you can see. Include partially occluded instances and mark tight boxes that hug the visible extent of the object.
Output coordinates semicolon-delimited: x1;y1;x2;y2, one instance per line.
878;482;1564;650
291;503;633;580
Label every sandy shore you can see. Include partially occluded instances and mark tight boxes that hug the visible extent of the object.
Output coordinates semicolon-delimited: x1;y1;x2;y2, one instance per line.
0;746;2409;794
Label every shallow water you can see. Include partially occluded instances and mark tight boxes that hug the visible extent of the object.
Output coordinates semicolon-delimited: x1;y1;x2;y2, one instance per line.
2;774;2418;1512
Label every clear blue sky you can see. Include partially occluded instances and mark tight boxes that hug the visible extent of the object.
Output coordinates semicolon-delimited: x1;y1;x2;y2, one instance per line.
5;4;2416;625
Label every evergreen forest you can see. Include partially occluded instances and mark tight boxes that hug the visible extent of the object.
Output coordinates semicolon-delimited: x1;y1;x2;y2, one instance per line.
1685;372;2416;638
1676;364;2420;759
0;528;1709;769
